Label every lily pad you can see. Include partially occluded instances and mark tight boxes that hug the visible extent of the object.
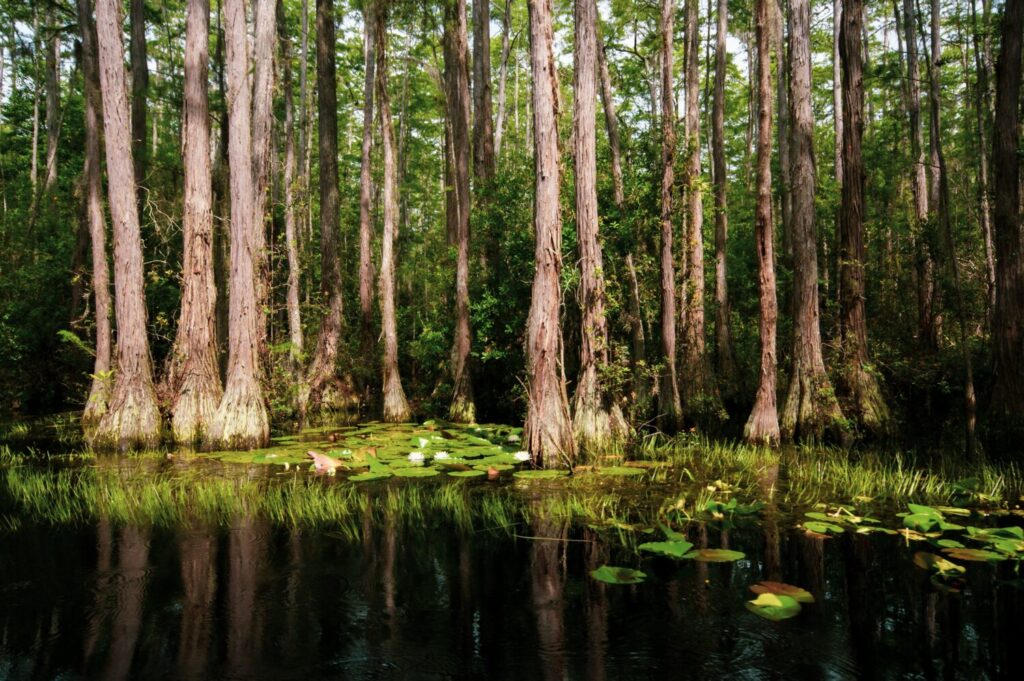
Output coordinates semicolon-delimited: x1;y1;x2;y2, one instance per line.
596;466;644;477
638;540;694;559
746;593;802;621
474;463;513;472
391;467;441;478
590;565;647;585
942;547;1005;562
349;471;393;482
513;469;569;480
913;552;966;575
683;548;745;563
748;581;815;603
447;470;486;478
803;521;845;535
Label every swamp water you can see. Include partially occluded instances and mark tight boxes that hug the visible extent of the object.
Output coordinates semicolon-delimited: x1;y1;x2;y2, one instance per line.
1;422;1022;679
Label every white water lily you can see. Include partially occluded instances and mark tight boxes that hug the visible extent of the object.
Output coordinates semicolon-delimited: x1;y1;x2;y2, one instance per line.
433;451;450;460
513;451;531;462
408;451;425;461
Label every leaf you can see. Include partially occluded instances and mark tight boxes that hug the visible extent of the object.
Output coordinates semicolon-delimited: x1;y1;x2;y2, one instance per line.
447;470;486;478
590;565;646;585
658;522;688;542
942;547;1005;563
596;466;644;477
935;538;965;549
913;552;966;575
903;513;941;533
682;548;745;563
748;581;815;603
513;469;569;480
908;503;942;517
391;467;441;478
746;593;802;621
803;521;845;535
638;540;694;559
349;471;393;482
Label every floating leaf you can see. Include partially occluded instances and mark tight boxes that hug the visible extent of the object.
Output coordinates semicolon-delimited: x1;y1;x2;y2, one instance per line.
803;521;845;535
942;547;1005;563
513;469;569;480
748;581;815;604
683;548;745;563
596;466;644;477
474;463;513;472
935;538;965;549
349;471;392;482
658;522;688;542
638;540;694;559
391;467;441;478
746;593;802;621
913;552;966;575
590;565;646;585
447;470;486;478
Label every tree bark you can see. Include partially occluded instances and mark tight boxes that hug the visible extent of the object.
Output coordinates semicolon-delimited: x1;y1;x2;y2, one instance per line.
495;0;512;160
472;0;496;182
207;0;270;450
657;0;683;431
524;0;576;466
164;0;223;444
130;0;148;195
77;0;112;437
712;0;738;397
251;0;276;360
358;1;377;363
780;0;846;442
300;0;353;419
681;0;721;422
572;0;624;451
990;0;1024;424
444;0;476;423
744;0;780;445
967;0;996;315
775;0;792;256
376;3;412;422
280;0;304;376
43;9;60;193
90;0;162;449
838;0;892;438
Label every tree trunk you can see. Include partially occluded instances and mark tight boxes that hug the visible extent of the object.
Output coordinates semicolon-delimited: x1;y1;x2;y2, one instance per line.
572;0;624;451
130;0;147;195
472;0;496;182
775;0;792;256
77;0;112;437
251;0;275;361
681;0;721;422
780;0;846;442
90;0;162;449
834;0;843;190
300;0;353;419
711;0;738;397
164;0;223;444
376;3;412;422
443;0;476;423
524;0;576;466
658;0;683;431
967;0;996;316
990;0;1024;425
207;0;270;450
838;0;892;438
280;0;304;376
744;0;779;445
44;9;60;193
358;1;377;363
494;0;512;160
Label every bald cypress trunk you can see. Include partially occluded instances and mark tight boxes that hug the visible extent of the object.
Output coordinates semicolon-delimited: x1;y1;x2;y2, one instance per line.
990;0;1024;427
279;0;304;376
837;0;892;438
43;8;59;194
77;0;112;437
781;0;845;442
165;0;223;444
572;0;624;451
494;0;512;160
90;0;161;449
251;0;275;359
358;2;377;363
472;0;495;182
680;0;721;422
376;4;412;422
658;0;683;431
744;0;779;445
130;0;147;194
524;0;575;466
207;0;270;449
444;0;476;423
712;0;738;397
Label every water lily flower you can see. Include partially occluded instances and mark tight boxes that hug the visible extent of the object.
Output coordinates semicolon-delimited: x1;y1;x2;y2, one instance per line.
433;451;450;460
513;451;531;462
408;451;425;461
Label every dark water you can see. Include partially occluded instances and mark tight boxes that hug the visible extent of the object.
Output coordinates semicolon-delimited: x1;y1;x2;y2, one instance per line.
2;508;1023;680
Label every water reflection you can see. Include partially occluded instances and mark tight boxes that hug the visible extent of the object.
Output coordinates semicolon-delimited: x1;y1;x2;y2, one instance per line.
0;514;1022;679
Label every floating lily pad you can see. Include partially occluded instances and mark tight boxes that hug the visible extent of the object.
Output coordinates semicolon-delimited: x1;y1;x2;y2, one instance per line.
942;547;1005;562
590;565;647;585
447;470;486;478
474;463;513;472
596;466;645;477
349;471;393;482
683;549;745;563
803;521;845;535
513;469;569;480
638;540;694;558
748;581;815;603
391;467;441;478
746;593;802;621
